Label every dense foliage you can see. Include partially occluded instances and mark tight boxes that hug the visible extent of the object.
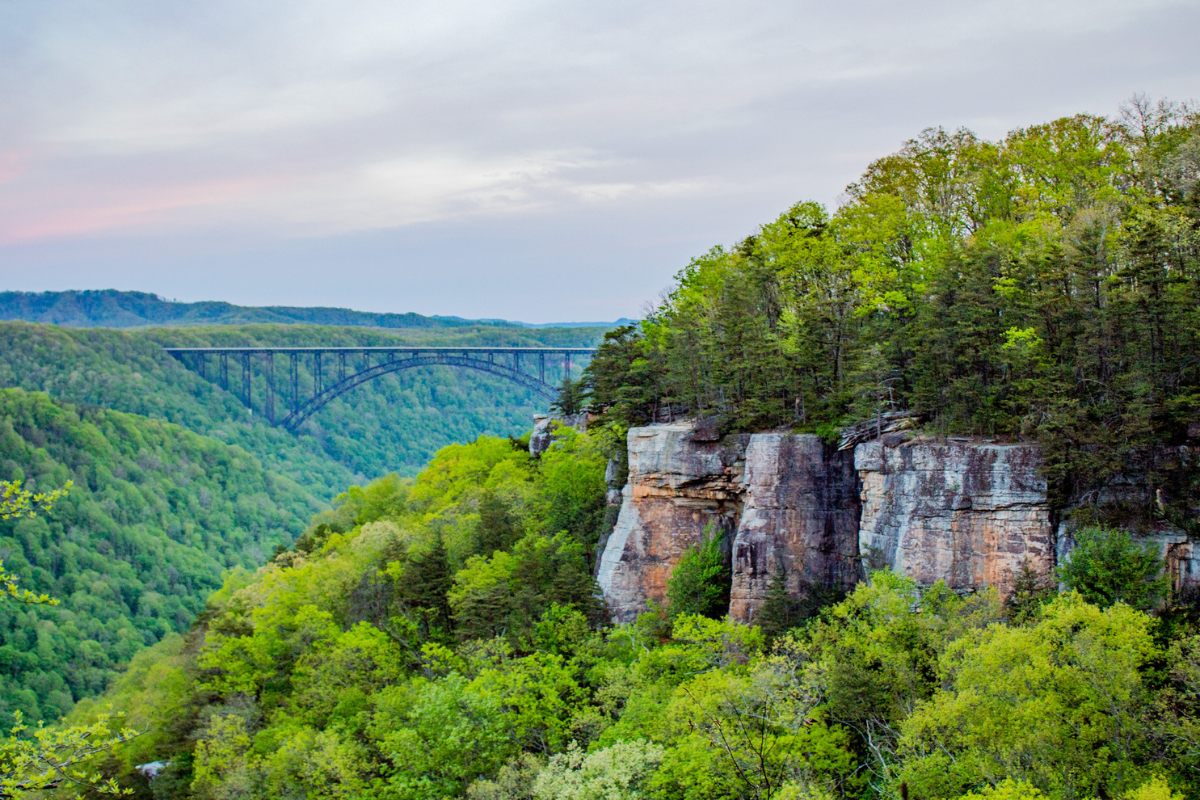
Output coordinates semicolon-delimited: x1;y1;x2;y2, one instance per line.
0;389;319;727
0;320;602;487
583;97;1200;517
61;433;1199;800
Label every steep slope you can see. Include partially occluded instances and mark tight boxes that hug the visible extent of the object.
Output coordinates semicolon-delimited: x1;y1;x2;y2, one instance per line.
0;389;321;725
0;321;358;497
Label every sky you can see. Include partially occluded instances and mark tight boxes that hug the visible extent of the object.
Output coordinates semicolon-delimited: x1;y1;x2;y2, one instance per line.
0;1;1196;322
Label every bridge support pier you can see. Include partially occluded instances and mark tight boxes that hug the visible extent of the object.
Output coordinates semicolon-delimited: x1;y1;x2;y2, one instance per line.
289;353;300;414
241;353;252;410
265;353;276;425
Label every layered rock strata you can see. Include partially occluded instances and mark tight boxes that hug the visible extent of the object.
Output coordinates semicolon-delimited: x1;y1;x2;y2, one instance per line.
597;425;861;622
855;441;1054;595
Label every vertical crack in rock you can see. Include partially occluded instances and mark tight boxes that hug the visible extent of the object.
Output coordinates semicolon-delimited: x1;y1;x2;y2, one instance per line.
729;434;861;622
596;424;748;622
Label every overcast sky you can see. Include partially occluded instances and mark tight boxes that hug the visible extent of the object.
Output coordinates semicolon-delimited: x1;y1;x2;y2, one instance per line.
0;0;1196;322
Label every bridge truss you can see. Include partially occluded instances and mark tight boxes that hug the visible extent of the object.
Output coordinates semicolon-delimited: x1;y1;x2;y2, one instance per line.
163;347;596;432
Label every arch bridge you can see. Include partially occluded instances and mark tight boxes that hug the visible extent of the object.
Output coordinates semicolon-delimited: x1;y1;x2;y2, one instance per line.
164;347;595;432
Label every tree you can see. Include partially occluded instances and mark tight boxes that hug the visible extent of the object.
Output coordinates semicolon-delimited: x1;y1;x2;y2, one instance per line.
0;480;137;799
533;740;663;800
757;565;801;641
551;376;585;416
478;490;519;556
1003;560;1057;625
666;525;730;620
898;594;1158;799
1057;527;1168;610
1;712;137;799
395;534;454;636
0;479;70;604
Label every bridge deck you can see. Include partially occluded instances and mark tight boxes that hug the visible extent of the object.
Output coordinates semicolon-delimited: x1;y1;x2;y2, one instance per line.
163;346;596;353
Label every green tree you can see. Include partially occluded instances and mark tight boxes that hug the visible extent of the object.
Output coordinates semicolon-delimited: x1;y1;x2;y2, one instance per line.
551;376;585;415
666;525;730;620
1003;560;1057;625
1057;527;1168;610
477;490;519;556
0;480;137;800
757;565;801;642
899;594;1159;800
532;740;663;800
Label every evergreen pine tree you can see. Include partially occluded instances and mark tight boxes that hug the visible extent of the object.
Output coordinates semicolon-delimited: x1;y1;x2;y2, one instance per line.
757;564;799;641
397;534;454;635
477;490;518;556
1003;559;1057;625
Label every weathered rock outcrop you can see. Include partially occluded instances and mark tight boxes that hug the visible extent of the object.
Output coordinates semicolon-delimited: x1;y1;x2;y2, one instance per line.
598;422;1196;623
596;425;861;622
729;435;861;621
596;424;748;622
855;441;1054;596
529;413;590;457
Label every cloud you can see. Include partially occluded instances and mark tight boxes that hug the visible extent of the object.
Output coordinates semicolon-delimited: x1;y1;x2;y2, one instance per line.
0;0;1196;318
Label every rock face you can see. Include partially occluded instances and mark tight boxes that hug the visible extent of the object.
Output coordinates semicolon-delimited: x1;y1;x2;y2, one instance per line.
599;422;1194;623
729;435;861;621
855;441;1054;596
596;425;861;623
529;413;589;457
596;424;748;622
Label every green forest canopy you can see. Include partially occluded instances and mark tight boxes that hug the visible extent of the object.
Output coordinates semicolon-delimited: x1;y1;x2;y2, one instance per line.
67;431;1200;800
0;388;320;727
0;321;604;487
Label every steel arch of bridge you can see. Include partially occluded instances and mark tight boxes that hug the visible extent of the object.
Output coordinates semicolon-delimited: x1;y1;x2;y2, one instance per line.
163;347;595;432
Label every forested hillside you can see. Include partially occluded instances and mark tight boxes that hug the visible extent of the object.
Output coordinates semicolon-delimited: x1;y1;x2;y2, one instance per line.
0;321;603;486
0;290;511;330
0;389;320;727
68;432;1200;800
584;98;1200;517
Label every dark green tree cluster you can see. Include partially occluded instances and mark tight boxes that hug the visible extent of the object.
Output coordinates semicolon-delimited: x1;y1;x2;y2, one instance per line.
0;388;318;727
583;98;1200;517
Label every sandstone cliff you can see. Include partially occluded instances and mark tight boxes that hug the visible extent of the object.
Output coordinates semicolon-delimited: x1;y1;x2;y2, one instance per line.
595;424;747;622
855;440;1054;595
596;421;1197;623
729;434;860;621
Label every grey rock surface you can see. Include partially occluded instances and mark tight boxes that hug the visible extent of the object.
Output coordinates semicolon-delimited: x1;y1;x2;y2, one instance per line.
855;441;1054;596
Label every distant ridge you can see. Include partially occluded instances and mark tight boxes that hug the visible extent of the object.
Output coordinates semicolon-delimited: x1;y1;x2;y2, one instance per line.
433;315;637;329
0;290;626;330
